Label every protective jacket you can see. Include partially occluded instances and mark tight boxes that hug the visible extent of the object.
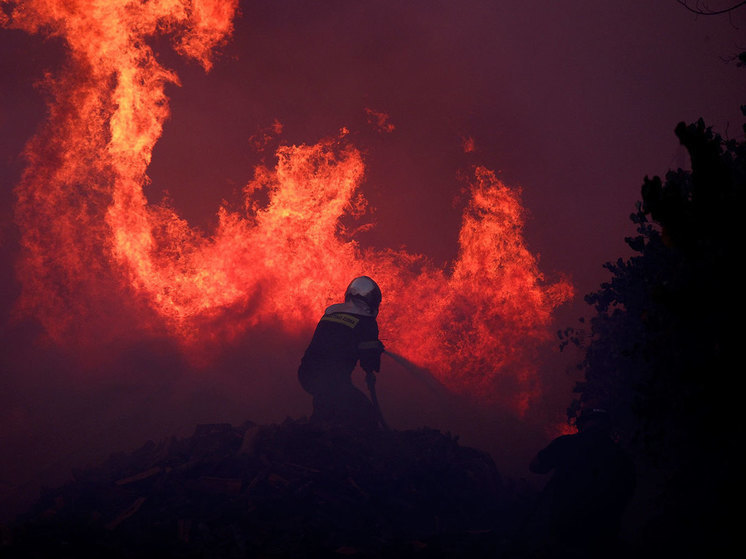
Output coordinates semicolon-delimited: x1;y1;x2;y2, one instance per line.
298;300;384;429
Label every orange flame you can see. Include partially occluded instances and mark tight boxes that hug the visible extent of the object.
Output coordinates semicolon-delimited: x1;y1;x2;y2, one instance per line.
2;0;573;412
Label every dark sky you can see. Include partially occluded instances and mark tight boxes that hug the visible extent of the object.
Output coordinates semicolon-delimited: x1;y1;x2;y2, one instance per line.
142;0;746;297
1;0;745;519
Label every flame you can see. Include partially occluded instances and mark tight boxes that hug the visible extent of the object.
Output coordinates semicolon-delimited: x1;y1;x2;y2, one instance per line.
2;0;573;412
364;107;395;134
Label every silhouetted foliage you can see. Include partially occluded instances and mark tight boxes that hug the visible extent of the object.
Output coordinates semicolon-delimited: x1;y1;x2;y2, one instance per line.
566;114;745;555
677;0;746;16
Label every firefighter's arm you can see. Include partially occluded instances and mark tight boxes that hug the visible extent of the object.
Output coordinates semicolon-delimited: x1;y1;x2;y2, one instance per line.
358;339;385;373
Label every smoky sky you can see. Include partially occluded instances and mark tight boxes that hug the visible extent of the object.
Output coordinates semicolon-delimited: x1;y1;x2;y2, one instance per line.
1;0;745;520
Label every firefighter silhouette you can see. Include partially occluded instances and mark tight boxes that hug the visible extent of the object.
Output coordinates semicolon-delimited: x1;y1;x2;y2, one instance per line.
298;276;386;430
526;407;636;557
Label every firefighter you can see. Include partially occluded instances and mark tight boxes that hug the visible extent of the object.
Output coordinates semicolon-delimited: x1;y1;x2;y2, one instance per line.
526;408;636;558
298;276;386;430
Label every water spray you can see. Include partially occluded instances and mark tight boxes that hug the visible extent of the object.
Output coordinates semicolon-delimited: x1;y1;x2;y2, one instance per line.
383;350;452;397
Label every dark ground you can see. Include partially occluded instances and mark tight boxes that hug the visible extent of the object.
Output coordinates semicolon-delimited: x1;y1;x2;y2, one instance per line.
0;418;540;558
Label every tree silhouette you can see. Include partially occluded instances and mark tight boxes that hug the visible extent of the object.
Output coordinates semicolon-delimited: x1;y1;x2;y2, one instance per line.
565;112;744;553
676;1;746;16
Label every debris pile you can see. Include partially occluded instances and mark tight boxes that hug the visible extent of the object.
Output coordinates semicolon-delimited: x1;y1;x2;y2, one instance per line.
3;419;522;558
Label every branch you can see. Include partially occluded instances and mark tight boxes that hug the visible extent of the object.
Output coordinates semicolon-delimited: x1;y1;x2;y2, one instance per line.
677;1;746;15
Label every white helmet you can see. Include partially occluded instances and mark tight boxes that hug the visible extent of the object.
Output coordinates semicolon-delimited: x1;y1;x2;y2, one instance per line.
344;276;382;316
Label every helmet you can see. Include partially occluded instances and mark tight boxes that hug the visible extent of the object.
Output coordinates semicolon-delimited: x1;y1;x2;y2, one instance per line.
344;276;382;316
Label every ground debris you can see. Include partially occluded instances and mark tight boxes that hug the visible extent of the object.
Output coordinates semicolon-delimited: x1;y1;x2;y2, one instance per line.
3;418;519;558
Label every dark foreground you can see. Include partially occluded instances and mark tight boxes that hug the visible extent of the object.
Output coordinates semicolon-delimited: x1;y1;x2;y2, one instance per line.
2;419;544;558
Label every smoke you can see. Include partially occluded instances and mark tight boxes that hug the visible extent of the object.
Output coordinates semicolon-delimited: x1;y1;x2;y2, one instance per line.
2;0;572;406
383;350;450;397
0;0;577;520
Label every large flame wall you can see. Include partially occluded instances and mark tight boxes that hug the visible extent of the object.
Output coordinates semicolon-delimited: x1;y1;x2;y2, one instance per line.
2;0;573;413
